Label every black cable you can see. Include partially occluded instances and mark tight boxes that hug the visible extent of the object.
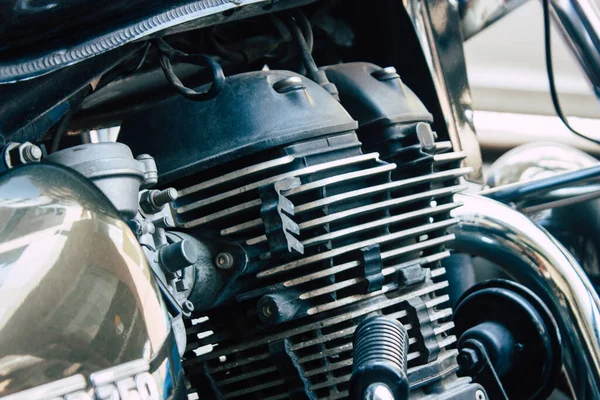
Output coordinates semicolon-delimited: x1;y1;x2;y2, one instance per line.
128;41;152;74
295;11;314;53
49;112;72;153
49;84;94;153
208;29;246;63
155;38;225;101
287;15;319;77
543;0;600;145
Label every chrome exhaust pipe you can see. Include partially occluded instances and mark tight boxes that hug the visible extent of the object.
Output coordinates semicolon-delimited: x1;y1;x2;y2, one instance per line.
450;194;600;398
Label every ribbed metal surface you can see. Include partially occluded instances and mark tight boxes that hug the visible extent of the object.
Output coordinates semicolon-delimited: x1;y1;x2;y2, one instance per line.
178;132;468;399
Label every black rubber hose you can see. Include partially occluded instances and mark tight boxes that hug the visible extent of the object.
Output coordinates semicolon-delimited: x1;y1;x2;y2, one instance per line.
350;316;409;400
155;38;225;102
287;16;319;77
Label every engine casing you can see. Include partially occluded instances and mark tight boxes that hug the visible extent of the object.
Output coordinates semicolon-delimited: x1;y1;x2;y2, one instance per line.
120;63;480;399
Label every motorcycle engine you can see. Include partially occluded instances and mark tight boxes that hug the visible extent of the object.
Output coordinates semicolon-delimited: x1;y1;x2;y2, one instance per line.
112;61;480;400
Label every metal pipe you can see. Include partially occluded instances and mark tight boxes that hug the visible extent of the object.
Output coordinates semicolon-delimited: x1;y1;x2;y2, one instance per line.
450;194;600;399
550;0;600;95
479;162;600;204
405;0;484;184
458;0;600;96
459;0;530;40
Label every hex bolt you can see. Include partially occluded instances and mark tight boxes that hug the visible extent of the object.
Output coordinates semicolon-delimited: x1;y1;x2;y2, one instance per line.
273;76;306;93
215;252;234;269
21;143;42;163
457;347;483;373
475;389;486;400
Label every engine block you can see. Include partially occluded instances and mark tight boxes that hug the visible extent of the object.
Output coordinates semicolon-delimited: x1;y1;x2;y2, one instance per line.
177;131;469;398
120;64;477;399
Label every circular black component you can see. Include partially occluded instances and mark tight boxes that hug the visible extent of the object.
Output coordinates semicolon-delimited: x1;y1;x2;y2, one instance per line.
454;279;562;400
350;316;409;400
159;239;200;273
256;292;303;324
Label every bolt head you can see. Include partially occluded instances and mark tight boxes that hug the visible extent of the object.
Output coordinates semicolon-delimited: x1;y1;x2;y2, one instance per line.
215;252;234;269
475;389;486;400
458;347;482;373
21;143;42;163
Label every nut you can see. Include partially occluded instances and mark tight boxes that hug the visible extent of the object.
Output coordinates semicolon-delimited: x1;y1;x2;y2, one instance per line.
457;347;482;373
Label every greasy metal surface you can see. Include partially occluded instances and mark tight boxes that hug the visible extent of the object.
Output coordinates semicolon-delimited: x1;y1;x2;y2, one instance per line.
0;164;171;397
404;0;484;183
451;194;600;399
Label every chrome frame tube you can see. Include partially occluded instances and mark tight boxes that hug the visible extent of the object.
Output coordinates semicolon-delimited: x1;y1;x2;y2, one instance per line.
404;0;484;183
459;0;530;40
550;0;600;96
457;0;600;96
450;194;600;398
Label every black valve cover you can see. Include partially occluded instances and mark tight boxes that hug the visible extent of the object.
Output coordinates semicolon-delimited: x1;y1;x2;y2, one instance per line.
119;70;357;184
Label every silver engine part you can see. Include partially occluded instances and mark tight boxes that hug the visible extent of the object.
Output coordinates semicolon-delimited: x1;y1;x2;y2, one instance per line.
46;142;158;219
450;193;600;399
172;132;473;399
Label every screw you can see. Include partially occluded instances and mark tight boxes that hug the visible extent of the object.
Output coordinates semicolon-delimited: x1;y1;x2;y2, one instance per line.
140;188;178;214
21;143;42;163
475;389;486;400
273;76;306;93
153;188;178;208
215;252;234;269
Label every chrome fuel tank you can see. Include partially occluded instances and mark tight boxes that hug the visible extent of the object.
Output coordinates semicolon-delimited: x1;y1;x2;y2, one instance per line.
0;163;181;399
